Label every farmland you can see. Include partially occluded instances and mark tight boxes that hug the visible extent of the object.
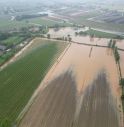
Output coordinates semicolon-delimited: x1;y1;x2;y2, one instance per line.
0;17;71;32
1;36;25;47
28;17;71;27
57;6;124;33
83;29;123;39
19;39;123;127
70;13;124;33
0;1;124;127
0;39;67;126
90;12;124;24
0;35;28;66
0;19;30;31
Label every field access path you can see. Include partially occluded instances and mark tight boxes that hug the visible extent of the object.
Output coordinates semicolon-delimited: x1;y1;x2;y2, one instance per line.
19;38;123;127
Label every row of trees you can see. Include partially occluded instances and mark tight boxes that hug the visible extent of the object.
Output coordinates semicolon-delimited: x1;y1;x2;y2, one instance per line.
75;31;87;36
108;39;120;63
114;47;120;64
108;39;124;100
47;34;72;42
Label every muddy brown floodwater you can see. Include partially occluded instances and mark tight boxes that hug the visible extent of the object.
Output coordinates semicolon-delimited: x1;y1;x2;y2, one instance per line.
19;71;77;127
19;32;124;127
75;71;119;127
48;27;124;49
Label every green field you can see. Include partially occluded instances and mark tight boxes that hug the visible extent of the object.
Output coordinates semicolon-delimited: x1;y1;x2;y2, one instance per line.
85;29;123;39
0;50;15;66
28;17;59;26
0;19;30;31
0;35;27;66
0;39;67;126
1;36;25;47
73;18;124;32
69;10;124;33
0;17;71;32
28;17;72;27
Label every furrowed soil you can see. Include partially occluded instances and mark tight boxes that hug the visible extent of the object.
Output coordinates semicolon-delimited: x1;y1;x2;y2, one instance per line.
19;36;123;127
75;71;119;127
0;39;67;125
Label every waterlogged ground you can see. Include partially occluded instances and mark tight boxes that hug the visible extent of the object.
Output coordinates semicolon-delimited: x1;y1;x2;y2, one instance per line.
19;37;123;127
48;27;124;76
48;27;124;48
75;71;119;127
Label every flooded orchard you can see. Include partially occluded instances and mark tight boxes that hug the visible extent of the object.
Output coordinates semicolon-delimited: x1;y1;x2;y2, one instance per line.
19;28;124;127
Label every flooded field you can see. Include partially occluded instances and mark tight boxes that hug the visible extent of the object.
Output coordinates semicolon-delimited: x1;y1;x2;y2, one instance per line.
75;71;119;127
19;35;123;127
48;27;124;48
48;27;89;38
19;71;77;127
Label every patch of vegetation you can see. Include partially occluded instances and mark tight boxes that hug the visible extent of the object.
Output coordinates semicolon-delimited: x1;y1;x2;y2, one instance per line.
28;17;72;27
86;29;123;39
0;40;66;126
120;78;124;100
0;19;31;32
1;36;24;47
15;14;48;21
121;78;124;111
0;33;29;66
73;11;100;20
0;48;19;66
0;118;10;127
72;16;124;33
47;34;51;39
114;47;120;63
108;39;117;48
77;29;123;39
120;78;124;87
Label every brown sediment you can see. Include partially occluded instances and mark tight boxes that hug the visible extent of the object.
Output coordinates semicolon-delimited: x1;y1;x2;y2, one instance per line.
48;27;124;49
19;71;77;127
47;43;119;98
48;27;88;38
45;41;123;126
19;70;121;127
75;71;119;127
116;39;124;49
18;34;123;126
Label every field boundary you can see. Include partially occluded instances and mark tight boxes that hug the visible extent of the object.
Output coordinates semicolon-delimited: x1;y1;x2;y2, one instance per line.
71;40;124;52
0;38;34;71
16;41;71;126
